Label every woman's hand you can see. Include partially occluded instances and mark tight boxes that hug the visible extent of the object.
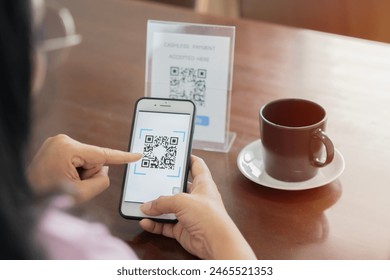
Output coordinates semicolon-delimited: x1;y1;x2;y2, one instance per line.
27;134;141;203
139;155;256;260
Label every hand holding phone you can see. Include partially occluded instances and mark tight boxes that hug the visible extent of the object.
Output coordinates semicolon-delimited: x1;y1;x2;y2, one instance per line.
120;97;195;222
139;155;257;260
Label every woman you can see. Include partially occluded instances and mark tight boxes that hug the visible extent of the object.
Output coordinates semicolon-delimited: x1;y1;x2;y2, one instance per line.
0;0;256;260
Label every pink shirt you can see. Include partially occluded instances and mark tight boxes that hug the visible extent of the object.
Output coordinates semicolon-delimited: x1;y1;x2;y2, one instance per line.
37;197;138;260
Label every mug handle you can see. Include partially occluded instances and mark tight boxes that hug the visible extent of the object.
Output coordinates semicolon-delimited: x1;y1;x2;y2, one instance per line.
311;128;334;167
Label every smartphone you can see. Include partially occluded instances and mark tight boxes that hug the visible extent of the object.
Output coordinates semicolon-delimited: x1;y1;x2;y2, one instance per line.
120;97;196;222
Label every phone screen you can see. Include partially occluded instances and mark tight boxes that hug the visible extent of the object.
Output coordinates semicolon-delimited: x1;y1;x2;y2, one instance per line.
123;110;192;203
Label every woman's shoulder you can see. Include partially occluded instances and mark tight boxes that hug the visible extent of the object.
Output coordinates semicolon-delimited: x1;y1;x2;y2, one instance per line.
36;196;138;260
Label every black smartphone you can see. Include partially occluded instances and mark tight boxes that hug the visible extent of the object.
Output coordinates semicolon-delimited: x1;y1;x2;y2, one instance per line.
120;97;196;222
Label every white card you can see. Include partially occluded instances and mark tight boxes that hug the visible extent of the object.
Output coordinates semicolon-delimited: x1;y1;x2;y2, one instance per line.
145;21;235;150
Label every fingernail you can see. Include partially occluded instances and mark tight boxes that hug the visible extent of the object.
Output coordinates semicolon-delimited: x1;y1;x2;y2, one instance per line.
135;153;143;159
128;153;142;162
140;201;152;212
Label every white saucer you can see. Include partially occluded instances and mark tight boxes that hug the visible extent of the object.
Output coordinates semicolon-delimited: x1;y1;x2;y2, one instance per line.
237;140;345;190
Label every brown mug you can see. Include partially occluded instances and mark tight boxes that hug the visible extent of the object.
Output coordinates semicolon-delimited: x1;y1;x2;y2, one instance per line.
259;98;334;182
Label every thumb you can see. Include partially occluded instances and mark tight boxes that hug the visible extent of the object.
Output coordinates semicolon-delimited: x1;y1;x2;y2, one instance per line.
72;166;110;203
141;194;187;216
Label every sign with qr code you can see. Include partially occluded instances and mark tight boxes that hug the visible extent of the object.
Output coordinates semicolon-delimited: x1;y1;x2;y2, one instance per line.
145;21;235;152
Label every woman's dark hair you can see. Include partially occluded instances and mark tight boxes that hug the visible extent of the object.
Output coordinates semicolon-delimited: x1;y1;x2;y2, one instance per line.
0;0;41;259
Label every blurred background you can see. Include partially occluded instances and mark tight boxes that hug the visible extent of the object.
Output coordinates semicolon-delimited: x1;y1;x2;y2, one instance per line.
137;0;390;44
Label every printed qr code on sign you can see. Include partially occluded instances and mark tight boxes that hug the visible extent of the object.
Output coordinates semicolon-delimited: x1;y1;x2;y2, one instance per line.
169;66;207;107
141;135;178;170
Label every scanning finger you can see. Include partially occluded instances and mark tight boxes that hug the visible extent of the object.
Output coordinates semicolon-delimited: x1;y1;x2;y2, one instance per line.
77;143;142;165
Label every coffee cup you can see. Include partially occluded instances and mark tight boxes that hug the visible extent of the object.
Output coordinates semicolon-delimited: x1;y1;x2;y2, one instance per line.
259;98;334;182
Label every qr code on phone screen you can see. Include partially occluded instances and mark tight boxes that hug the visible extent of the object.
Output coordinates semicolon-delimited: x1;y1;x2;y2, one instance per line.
141;135;178;170
169;66;207;107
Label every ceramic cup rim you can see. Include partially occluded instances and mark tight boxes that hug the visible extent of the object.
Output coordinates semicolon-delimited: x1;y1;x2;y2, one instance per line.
260;98;327;130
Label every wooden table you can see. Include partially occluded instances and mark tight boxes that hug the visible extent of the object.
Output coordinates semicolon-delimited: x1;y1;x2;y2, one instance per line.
30;0;390;259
